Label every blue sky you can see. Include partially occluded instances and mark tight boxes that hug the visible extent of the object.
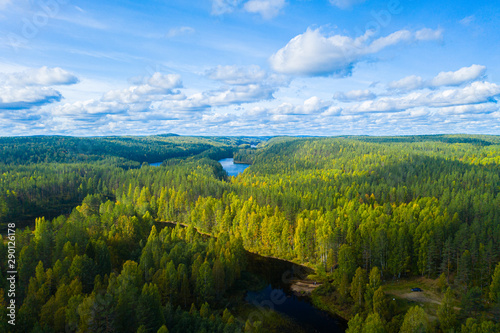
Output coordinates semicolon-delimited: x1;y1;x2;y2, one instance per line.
0;0;499;136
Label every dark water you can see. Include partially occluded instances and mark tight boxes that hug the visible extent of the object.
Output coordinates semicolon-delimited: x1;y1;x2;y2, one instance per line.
246;252;346;333
156;222;347;332
218;158;250;176
246;286;345;333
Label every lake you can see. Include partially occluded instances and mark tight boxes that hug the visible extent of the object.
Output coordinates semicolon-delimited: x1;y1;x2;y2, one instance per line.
218;158;250;176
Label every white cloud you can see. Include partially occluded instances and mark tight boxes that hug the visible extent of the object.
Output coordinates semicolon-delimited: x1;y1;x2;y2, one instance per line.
346;81;500;113
202;112;232;125
415;28;443;41
54;99;126;116
211;0;285;18
2;67;79;86
460;15;475;26
438;103;498;115
329;0;366;9
388;75;424;91
206;65;267;85
269;28;442;76
430;64;486;87
334;89;376;102
55;71;275;121
102;74;183;104
3;63;497;136
146;72;183;89
75;6;86;13
55;73;185;117
243;0;286;19
158;84;274;111
0;67;78;110
389;65;487;91
211;0;242;15
166;26;195;38
271;96;330;115
367;30;413;52
0;86;61;109
321;106;342;117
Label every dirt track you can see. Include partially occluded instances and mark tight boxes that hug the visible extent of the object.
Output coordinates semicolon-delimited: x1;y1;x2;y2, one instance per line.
386;288;460;312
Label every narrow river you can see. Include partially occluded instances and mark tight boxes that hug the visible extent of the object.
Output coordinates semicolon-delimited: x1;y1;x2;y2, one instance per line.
245;252;347;332
218;158;347;333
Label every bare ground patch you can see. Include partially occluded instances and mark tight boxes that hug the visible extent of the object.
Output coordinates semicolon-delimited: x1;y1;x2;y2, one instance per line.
290;279;322;295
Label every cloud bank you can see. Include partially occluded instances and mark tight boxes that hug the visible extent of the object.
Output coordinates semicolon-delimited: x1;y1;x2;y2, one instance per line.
1;63;498;137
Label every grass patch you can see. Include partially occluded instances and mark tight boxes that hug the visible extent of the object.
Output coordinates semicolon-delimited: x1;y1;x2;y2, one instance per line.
383;277;448;322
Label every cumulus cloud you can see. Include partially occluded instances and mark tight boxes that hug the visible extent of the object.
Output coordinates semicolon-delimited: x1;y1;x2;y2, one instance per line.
2;67;79;86
333;89;376;102
202;112;233;125
55;73;185;117
329;0;366;9
53;99;126;116
234;97;340;127
55;71;276;121
388;65;487;91
0;87;62;109
243;0;286;19
271;96;330;115
102;73;183;103
430;64;486;87
438;103;498;115
269;28;442;76
166;26;195;38
0;67;78;110
4;63;497;137
157;83;274;112
345;81;500;113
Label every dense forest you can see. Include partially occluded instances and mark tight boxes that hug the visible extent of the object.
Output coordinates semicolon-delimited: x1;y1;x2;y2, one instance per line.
1;134;500;332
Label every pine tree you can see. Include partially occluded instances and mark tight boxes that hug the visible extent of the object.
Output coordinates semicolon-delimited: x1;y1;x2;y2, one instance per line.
489;262;500;303
438;288;456;332
196;261;215;302
346;314;364;333
351;267;367;307
399;306;428;333
137;283;164;332
157;325;169;333
372;287;385;317
362;313;385;333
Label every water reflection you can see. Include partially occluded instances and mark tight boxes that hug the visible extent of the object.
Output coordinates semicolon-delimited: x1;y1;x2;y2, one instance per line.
218;158;250;177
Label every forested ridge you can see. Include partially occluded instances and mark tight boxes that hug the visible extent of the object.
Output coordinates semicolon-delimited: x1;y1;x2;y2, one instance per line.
1;134;500;332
